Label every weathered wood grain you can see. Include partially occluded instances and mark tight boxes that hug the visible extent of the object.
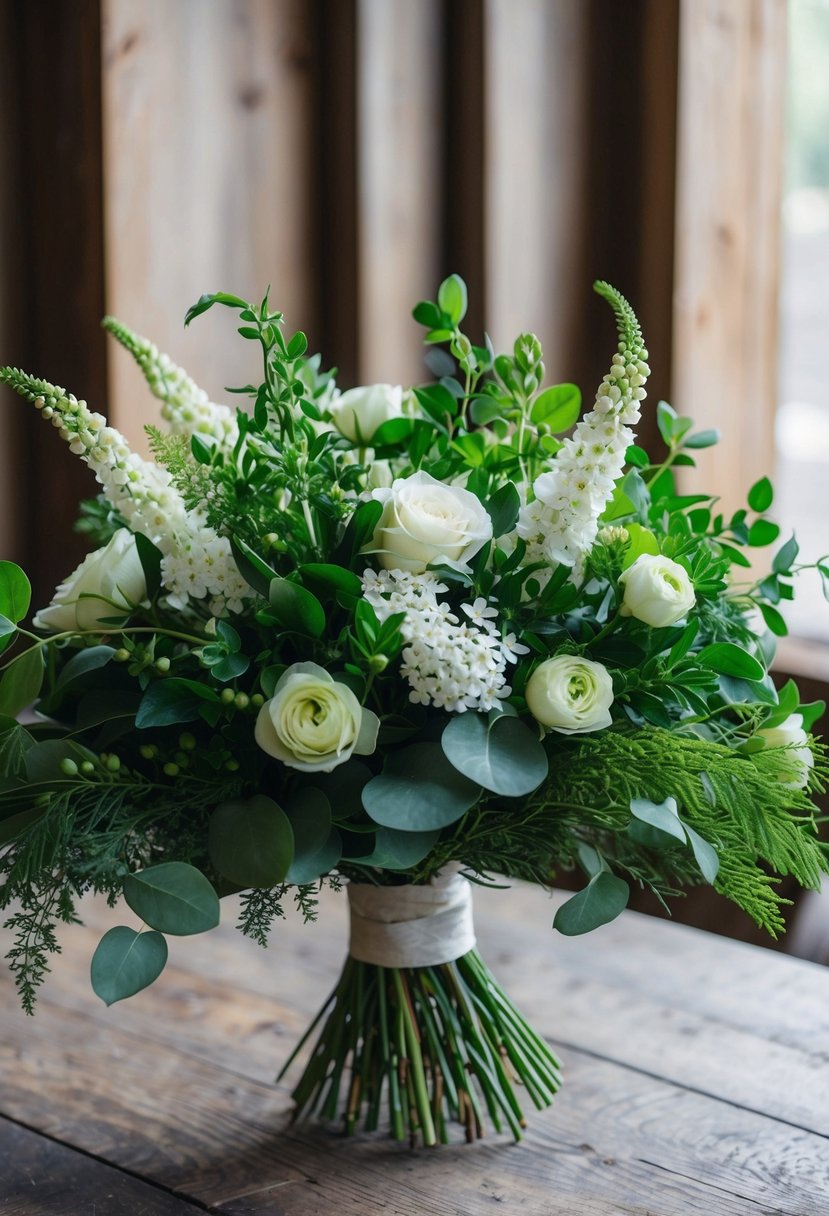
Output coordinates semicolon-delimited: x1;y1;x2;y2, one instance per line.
1;884;828;1215
0;1116;202;1215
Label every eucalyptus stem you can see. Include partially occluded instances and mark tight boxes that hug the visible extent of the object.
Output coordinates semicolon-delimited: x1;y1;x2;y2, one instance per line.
280;948;562;1145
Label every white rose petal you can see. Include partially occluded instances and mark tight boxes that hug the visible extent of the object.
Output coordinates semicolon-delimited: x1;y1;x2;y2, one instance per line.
618;554;695;628
755;712;814;789
330;384;404;443
369;470;493;574
33;529;147;633
525;655;614;734
255;661;379;773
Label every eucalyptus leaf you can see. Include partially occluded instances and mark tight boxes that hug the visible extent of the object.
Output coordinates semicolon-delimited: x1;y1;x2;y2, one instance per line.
0;560;31;623
441;712;548;797
362;743;480;831
124;862;220;936
553;872;629;936
209;796;294;888
683;824;719;883
352;826;440;870
630;796;687;843
91;926;168;1006
136;678;221;728
0;646;45;717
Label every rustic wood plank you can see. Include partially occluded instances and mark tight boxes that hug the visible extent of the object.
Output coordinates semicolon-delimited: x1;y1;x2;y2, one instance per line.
355;0;443;386
483;0;591;384
2;989;826;1216
672;0;786;513
1;886;828;1214
101;0;318;451
0;1116;203;1216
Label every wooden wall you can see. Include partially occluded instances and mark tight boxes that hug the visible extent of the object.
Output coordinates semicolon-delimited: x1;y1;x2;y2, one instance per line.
0;0;787;607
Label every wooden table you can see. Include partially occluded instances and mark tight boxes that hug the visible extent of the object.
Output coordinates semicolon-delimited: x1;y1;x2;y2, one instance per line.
2;883;828;1215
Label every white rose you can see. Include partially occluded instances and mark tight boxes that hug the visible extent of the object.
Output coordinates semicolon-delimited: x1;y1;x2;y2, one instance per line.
618;554;695;627
369;471;493;574
525;655;614;734
755;713;814;789
33;529;147;633
255;661;380;773
330;384;405;443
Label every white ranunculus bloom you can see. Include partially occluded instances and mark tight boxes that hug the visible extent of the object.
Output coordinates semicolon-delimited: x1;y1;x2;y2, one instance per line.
330;383;405;443
755;713;814;789
525;655;614;734
618;554;695;627
33;528;147;633
369;471;493;574
255;661;379;773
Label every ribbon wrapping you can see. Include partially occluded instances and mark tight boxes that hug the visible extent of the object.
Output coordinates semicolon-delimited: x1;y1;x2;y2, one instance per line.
347;868;476;968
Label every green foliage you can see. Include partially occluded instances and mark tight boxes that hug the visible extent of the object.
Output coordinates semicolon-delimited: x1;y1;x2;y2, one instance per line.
208;795;294;888
91;926;168;1005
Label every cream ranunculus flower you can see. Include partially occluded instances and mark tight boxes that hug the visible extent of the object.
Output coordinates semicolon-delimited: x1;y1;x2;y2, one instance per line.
618;554;695;627
755;713;814;789
330;384;405;443
369;471;493;574
525;655;614;734
255;662;380;773
33;528;147;633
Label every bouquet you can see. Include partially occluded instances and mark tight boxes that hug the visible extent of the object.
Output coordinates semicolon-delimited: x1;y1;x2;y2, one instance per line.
1;277;827;1147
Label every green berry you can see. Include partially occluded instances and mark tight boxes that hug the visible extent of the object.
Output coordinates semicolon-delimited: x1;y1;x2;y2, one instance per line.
59;758;78;777
234;692;250;710
80;761;95;775
155;656;171;673
220;688;235;705
113;648;130;663
106;754;121;773
163;762;180;778
179;732;197;751
225;759;240;772
139;744;157;760
251;693;265;708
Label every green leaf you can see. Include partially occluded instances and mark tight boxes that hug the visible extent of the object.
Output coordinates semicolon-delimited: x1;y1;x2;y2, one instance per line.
299;563;362;599
683;823;719;883
24;738;97;783
630;796;686;843
622;523;660;568
362;742;480;831
124;862;220;936
485;482;521;538
90;927;168;1006
0;805;47;846
682;429;721;449
412;300;442;328
372;417;414;447
287;331;308;358
351;826;439;870
553;872;629;936
0;561;31;623
136;678;220;729
697;643;765;681
208;795;294;888
759;602;788;637
772;535;799;575
230;537;275;597
747;519;780;547
441;712;548;797
268;578;325;638
437;274;468;325
184;291;249;327
747;476;774;513
135;532;164;598
531;383;581;431
0;715;33;778
282;788;339;883
55;645;116;691
0;646;45;717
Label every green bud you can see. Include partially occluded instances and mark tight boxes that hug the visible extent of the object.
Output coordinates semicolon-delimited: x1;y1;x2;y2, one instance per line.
80;760;95;775
174;752;190;768
155;656;171;674
139;744;157;760
106;754;121;773
220;687;235;705
368;654;389;674
262;533;280;549
113;648;131;663
163;762;180;778
234;692;250;710
178;732;197;751
59;758;78;777
250;693;265;708
225;759;240;772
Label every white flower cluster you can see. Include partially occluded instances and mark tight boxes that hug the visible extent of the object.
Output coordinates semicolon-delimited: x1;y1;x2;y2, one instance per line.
103;317;239;449
32;383;248;616
517;341;650;571
361;569;527;713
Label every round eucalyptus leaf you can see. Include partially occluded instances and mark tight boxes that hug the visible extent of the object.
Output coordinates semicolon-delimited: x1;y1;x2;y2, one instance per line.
352;826;440;870
362;742;481;831
629;797;686;843
553;872;629;936
91;926;168;1006
441;713;548;797
209;795;294;889
124;861;220;936
286;827;342;885
0;560;31;624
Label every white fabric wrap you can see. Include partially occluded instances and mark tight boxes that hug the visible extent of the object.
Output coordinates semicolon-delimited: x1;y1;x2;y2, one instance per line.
347;869;476;968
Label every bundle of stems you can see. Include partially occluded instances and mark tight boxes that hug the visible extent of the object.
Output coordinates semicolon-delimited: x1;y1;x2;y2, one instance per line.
278;949;562;1145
